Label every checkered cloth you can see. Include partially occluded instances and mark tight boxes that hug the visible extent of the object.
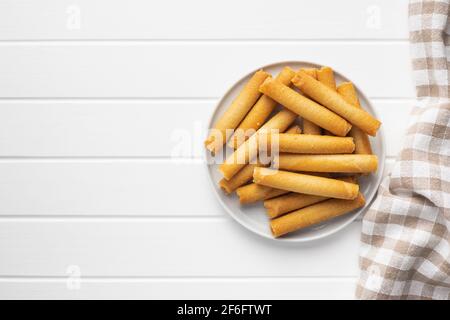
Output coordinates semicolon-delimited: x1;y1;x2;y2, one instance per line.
356;0;449;299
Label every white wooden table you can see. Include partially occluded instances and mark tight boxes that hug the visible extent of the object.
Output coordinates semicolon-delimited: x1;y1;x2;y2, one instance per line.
0;0;414;299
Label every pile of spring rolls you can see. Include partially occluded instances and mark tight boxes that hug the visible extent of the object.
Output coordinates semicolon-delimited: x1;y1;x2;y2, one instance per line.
205;66;381;238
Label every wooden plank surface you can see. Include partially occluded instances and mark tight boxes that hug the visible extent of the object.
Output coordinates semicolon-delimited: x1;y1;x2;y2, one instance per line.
0;43;413;98
0;0;408;40
0;278;357;300
0;159;394;216
0;0;412;299
0;219;361;277
0;99;412;158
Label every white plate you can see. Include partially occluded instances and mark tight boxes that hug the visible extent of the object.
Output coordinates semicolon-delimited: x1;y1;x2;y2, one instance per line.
205;61;385;242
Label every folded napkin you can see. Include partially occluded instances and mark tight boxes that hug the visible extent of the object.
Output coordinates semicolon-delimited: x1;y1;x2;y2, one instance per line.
357;0;449;299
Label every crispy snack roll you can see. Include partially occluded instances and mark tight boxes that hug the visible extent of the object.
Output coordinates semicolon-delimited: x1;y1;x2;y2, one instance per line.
299;68;322;134
253;167;359;200
236;183;288;204
270;192;366;237
316;66;337;135
292;71;381;136
264;176;357;218
218;125;301;193
266;133;355;154
274;154;378;173
219;109;297;180
337;82;373;154
228;67;296;148
259;78;352;136
236;171;329;204
205;70;270;153
303;120;322;135
316;66;337;90
300;68;317;79
219;163;262;194
284;124;302;134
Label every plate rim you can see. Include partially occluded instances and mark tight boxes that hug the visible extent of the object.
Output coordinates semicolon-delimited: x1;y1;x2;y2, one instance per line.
204;60;386;243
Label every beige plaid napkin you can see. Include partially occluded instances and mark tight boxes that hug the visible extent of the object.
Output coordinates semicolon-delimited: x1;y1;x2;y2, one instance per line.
356;0;449;299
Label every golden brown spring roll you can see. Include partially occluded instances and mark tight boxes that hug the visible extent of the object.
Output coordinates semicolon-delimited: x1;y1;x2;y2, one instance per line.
228;67;296;148
270;192;366;237
219;109;297;180
266;134;355;154
219;124;302;194
259;78;351;136
299;68;322;135
205;70;270;153
337;82;373;154
316;66;337;91
219;163;261;194
303;120;322;135
285;124;302;134
274;154;378;173
316;66;337;136
265;124;303;158
236;183;288;204
253;168;359;200
237;171;330;204
292;71;381;136
266;194;326;219
264;176;357;218
300;68;317;79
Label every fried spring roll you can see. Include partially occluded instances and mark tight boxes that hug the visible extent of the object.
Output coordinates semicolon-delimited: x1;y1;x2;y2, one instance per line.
316;66;337;90
299;68;322;135
270;193;366;237
265;125;301;158
237;171;330;204
285;124;302;134
316;66;337;135
228;67;296;148
264;176;357;218
267;194;326;219
300;68;317;79
303;119;322;135
292;71;381;136
337;82;373;154
253;168;359;200
236;183;288;204
205;70;270;153
259;78;351;136
219;125;301;193
219;109;297;180
274;154;378;173
266;134;355;154
219;163;261;194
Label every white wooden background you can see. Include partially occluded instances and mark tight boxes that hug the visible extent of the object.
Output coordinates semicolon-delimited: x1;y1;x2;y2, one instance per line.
0;0;414;299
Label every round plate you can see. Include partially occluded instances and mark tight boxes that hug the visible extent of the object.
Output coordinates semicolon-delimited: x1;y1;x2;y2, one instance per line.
205;61;385;242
